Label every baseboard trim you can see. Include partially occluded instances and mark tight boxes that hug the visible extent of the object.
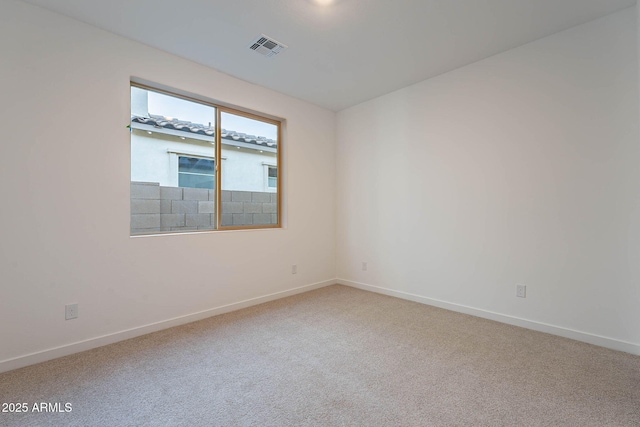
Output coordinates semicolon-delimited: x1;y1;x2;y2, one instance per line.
0;279;337;374
338;279;640;356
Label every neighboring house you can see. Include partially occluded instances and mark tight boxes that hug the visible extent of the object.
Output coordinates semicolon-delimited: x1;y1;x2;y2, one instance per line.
130;116;278;193
130;87;278;193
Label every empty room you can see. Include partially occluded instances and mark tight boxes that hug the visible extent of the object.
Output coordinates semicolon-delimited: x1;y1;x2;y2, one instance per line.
1;0;639;425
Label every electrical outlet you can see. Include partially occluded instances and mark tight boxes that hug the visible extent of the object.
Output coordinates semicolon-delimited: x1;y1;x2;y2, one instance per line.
362;262;367;271
516;284;526;298
65;303;78;320
292;264;297;275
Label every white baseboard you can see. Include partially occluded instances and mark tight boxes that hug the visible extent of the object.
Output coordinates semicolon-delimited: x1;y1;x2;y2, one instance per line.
338;279;640;356
0;279;337;374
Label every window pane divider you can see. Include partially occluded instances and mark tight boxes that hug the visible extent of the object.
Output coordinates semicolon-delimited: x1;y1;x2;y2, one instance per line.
215;107;222;230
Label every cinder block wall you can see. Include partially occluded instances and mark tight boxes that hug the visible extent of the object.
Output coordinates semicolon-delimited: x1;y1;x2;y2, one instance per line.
131;182;277;235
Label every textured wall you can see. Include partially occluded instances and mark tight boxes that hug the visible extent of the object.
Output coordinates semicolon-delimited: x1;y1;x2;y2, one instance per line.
130;182;278;234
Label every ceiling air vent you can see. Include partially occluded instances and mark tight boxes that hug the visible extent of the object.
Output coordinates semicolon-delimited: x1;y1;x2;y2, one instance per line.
248;34;288;58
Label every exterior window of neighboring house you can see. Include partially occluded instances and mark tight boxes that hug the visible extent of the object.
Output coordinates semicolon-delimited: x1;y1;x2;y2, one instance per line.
262;164;277;192
268;167;277;188
130;83;281;236
178;156;215;189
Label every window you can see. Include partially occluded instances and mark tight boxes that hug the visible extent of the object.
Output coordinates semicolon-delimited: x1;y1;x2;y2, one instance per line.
178;156;215;189
268;167;277;188
130;83;281;235
262;164;277;192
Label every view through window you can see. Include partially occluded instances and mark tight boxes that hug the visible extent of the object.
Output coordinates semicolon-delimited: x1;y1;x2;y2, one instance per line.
130;84;280;235
220;111;279;227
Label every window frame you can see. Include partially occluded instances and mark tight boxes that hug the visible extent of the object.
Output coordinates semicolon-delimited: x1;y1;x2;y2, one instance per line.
130;82;282;234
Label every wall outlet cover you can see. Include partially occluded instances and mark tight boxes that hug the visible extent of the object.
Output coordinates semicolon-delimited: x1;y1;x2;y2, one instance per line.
65;303;78;320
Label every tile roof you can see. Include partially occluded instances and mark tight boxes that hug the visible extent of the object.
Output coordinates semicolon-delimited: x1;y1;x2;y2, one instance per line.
132;114;277;147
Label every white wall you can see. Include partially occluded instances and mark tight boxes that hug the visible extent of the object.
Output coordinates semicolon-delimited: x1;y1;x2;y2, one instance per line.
219;144;277;193
130;130;278;192
337;8;640;353
0;0;336;371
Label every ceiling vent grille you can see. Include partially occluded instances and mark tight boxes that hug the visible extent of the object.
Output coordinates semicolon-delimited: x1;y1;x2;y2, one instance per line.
249;34;288;58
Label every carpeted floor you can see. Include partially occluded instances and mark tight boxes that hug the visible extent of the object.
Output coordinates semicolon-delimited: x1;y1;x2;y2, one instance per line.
1;285;638;426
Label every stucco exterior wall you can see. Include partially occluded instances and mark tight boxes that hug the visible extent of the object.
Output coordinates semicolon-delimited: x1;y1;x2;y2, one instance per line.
131;129;277;192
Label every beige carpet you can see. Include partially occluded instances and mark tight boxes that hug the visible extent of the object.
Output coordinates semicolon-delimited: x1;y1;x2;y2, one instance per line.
1;285;638;426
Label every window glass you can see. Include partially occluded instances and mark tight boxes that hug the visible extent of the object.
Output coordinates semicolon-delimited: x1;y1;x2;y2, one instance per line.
268;167;277;188
220;111;279;227
178;157;215;189
130;86;216;235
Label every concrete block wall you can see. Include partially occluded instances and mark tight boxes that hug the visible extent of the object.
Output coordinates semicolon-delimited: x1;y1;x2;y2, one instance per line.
131;182;277;234
220;190;278;227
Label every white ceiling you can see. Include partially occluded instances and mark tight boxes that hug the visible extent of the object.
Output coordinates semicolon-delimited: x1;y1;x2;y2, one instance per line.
20;0;636;111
